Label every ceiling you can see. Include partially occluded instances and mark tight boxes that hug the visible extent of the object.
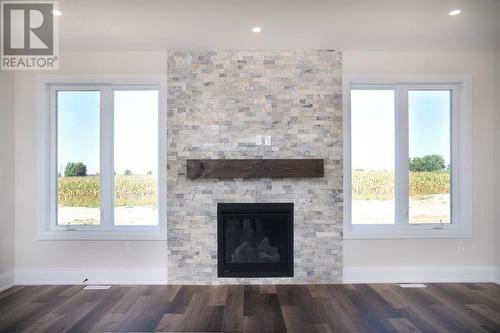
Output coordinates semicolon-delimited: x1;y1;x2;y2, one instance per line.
57;0;500;51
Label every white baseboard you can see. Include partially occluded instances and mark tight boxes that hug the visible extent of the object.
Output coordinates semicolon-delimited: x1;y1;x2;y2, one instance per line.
10;266;500;286
0;270;15;292
343;265;500;284
15;268;168;285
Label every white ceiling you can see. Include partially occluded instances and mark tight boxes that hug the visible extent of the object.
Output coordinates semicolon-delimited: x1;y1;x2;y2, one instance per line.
57;0;500;51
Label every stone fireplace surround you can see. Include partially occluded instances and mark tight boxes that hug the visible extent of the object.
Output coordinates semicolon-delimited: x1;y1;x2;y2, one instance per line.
167;50;343;284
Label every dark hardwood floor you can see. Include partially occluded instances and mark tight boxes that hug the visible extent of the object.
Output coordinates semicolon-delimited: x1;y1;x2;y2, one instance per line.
0;283;499;332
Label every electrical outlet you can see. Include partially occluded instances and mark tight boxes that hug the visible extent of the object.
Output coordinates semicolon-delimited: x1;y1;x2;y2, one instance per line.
264;135;271;146
255;135;262;146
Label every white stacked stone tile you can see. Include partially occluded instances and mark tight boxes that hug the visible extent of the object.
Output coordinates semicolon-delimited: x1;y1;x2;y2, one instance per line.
167;50;343;284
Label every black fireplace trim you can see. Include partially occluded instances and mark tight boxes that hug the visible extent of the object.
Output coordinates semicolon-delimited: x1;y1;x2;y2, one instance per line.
217;203;294;278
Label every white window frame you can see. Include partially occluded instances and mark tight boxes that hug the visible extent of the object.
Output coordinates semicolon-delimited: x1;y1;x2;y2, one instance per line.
343;74;472;239
36;75;167;240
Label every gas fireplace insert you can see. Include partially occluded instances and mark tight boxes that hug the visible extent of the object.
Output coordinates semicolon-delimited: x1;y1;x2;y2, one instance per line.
217;203;293;278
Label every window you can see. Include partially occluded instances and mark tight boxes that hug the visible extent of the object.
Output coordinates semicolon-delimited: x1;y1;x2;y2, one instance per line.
57;91;101;226
113;90;159;226
351;90;395;225
408;90;451;224
37;76;166;240
344;75;472;239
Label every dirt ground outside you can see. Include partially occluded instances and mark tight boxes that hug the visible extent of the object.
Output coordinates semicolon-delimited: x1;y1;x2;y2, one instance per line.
352;194;450;224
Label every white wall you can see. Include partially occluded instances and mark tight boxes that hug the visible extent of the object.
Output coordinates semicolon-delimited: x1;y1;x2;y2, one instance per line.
343;51;500;283
12;50;500;284
14;51;169;284
0;71;15;291
496;52;500;278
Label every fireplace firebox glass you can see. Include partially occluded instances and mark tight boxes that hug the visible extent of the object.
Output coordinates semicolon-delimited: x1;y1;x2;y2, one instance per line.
218;203;293;277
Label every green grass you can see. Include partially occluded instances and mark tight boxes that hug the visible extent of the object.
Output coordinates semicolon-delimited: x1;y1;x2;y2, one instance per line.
353;170;450;200
58;175;157;207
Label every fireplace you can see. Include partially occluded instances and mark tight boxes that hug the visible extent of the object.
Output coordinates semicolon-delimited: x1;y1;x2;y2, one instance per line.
217;203;293;278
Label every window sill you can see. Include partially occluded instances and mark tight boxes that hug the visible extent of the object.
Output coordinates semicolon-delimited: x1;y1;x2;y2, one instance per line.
344;225;472;240
37;229;167;241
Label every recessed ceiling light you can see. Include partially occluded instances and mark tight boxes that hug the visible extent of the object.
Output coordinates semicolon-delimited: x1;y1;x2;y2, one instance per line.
251;27;262;33
52;9;62;16
449;9;461;16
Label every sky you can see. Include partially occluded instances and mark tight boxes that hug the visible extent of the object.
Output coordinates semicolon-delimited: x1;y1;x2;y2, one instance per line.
57;90;158;176
351;89;451;171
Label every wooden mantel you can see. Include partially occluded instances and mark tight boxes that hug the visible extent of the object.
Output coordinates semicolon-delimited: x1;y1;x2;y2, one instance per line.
186;159;324;179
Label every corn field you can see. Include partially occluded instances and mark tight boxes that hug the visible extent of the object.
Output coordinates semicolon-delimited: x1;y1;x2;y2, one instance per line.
58;175;157;207
352;170;450;200
59;172;449;205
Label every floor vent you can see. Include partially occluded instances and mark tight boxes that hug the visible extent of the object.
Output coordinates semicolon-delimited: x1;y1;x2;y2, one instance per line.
399;283;427;288
83;285;112;290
